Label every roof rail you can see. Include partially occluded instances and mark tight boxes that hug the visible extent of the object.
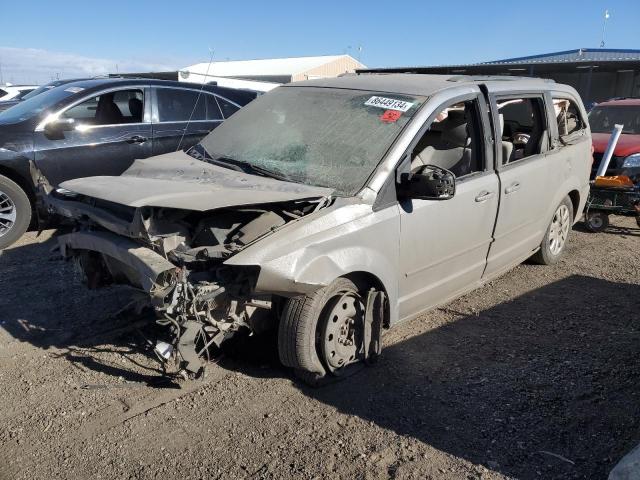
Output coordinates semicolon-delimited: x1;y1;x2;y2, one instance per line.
356;70;555;83
447;75;555;83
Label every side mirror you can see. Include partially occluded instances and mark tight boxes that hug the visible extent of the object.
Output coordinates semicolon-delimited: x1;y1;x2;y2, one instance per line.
398;165;456;200
44;118;75;138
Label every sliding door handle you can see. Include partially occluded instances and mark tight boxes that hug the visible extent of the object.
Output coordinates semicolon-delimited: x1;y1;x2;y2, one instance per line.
475;191;495;202
505;182;521;194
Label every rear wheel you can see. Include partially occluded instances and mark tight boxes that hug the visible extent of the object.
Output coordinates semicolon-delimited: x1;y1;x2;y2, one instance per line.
278;278;367;386
531;196;573;265
0;175;31;250
584;211;609;233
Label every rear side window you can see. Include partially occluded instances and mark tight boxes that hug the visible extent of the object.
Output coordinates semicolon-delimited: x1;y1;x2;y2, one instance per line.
217;97;239;118
0;88;8;99
496;97;548;164
553;97;586;143
157;88;205;122
205;94;223;120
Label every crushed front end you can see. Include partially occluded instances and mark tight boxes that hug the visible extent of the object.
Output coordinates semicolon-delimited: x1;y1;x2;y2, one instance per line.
49;192;330;376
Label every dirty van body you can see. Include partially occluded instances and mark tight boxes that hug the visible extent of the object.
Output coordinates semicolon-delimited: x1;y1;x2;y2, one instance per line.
48;74;592;385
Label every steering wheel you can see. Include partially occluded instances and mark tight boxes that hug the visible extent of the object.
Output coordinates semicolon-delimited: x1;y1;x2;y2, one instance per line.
512;133;530;145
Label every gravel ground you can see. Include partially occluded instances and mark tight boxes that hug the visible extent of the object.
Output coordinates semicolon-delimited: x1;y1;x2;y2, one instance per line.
0;217;639;480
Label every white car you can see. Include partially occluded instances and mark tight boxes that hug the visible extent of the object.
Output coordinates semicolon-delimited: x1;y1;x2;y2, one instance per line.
0;85;38;102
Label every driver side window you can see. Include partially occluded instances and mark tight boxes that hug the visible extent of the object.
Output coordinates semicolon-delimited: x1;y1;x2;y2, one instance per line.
61;89;144;126
410;99;485;178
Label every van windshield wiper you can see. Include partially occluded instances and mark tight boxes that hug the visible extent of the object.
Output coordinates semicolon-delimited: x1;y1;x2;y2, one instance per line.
244;162;293;182
188;146;245;173
191;145;294;182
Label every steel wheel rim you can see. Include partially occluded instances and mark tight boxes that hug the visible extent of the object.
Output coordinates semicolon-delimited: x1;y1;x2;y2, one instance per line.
549;204;570;255
589;214;604;229
321;292;364;374
0;190;17;238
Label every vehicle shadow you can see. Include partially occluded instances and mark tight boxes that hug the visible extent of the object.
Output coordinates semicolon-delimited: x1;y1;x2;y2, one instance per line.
212;274;640;478
2;236;639;478
288;275;640;479
0;233;181;388
574;218;640;237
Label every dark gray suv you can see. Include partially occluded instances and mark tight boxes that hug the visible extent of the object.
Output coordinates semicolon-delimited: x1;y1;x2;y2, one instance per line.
0;78;257;248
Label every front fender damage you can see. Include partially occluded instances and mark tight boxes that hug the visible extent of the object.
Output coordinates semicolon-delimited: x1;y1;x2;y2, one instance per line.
53;194;332;376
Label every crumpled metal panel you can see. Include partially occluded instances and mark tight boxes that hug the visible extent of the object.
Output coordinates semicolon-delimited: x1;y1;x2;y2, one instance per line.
225;201;401;323
58;230;177;293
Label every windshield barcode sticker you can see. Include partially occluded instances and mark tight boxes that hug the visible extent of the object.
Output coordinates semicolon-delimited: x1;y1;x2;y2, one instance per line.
365;96;414;112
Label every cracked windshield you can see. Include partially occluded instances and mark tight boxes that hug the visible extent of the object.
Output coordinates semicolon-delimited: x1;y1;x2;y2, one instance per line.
198;86;425;195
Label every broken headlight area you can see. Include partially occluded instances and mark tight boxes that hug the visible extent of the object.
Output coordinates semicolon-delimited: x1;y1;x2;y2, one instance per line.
57;198;328;377
155;264;273;376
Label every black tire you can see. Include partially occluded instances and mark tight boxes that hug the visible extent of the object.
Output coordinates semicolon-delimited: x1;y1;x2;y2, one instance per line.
584;211;610;233
278;277;365;386
0;174;32;250
531;196;573;265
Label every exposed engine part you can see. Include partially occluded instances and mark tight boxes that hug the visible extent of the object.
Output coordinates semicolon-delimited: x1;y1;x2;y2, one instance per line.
154;341;174;360
156;268;273;373
56;198;330;375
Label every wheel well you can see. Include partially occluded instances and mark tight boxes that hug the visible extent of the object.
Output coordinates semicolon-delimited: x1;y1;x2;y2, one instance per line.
0;166;35;205
343;271;391;328
568;190;580;221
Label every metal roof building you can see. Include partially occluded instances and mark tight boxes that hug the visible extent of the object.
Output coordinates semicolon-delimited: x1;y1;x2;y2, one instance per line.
181;54;366;85
362;48;640;106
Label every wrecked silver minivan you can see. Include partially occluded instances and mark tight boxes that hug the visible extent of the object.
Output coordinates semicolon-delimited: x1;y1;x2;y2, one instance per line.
47;74;592;385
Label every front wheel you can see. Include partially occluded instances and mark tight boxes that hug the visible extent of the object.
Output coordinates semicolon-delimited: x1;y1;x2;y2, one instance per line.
0;175;32;250
278;278;368;386
531;196;573;265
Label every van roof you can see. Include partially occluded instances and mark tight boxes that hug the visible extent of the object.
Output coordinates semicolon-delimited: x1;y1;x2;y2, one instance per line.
288;73;568;97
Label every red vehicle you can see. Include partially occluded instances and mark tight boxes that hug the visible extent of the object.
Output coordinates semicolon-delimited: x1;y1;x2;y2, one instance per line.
589;98;640;179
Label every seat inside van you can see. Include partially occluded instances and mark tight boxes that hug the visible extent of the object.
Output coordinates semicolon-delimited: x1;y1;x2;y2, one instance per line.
411;103;481;177
497;98;548;163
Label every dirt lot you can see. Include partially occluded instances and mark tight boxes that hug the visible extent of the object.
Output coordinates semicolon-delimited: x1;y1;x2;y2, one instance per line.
0;217;639;480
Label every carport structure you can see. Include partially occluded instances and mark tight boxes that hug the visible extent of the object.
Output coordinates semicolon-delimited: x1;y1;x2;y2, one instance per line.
361;48;640;106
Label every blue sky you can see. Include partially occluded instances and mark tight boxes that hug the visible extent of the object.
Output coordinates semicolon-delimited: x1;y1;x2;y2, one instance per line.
1;0;639;84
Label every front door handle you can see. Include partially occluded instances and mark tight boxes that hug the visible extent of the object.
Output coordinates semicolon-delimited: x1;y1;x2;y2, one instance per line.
126;135;148;144
505;182;521;194
475;191;495;202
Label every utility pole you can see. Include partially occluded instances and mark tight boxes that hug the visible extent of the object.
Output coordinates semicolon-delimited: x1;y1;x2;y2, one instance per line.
600;9;610;48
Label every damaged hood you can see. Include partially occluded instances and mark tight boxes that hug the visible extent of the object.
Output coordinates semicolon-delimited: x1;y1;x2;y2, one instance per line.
59;150;333;211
